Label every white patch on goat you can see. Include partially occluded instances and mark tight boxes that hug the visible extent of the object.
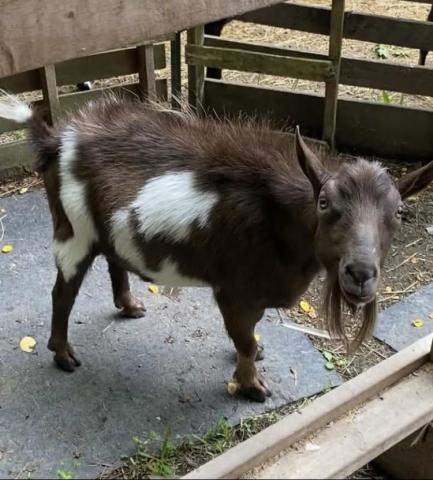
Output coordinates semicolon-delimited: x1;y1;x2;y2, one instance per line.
0;92;32;123
53;127;98;281
150;258;208;287
111;208;147;273
133;171;218;242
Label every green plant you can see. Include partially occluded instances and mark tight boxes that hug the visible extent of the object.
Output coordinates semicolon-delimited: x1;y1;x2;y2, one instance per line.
57;469;74;480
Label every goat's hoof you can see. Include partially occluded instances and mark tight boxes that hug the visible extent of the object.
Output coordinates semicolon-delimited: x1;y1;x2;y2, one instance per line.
116;295;146;319
49;340;81;372
238;376;272;403
255;344;265;361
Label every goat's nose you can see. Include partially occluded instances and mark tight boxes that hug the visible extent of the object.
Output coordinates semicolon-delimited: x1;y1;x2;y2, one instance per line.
345;263;377;285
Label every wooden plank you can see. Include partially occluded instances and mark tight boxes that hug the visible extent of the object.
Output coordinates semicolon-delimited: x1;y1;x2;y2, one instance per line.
0;44;166;94
0;141;35;180
40;65;61;125
255;364;433;479
204;80;433;161
322;0;345;150
0;80;167;136
186;44;335;82
205;36;433;97
171;32;182;109
187;26;205;110
0;0;283;77
238;3;433;51
184;334;433;479
137;44;157;101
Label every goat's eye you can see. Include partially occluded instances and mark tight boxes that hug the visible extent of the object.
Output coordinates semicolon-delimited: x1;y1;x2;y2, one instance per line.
318;196;328;210
396;205;404;219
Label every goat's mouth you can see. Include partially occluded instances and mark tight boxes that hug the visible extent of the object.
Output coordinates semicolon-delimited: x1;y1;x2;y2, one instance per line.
340;286;375;307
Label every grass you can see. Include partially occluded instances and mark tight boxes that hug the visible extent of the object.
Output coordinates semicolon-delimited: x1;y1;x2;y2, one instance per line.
103;401;310;479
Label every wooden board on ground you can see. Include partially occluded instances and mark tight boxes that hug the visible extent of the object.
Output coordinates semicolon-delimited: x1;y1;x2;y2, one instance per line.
183;334;433;479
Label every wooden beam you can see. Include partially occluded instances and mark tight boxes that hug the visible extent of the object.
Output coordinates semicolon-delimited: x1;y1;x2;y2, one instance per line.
137;44;157;101
0;44;166;95
40;65;60;125
183;334;433;479
171;32;182;109
186;44;335;82
204;80;433;161
0;0;283;77
322;0;345;150
238;3;433;51
187;26;205;110
204;36;433;97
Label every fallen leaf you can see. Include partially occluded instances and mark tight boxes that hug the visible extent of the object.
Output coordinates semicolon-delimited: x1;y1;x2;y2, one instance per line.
299;300;311;314
148;284;159;294
411;257;418;264
254;333;261;342
1;244;13;254
227;381;238;395
385;286;392;293
323;351;334;362
308;306;317;319
20;336;36;353
335;358;347;368
412;319;424;328
325;361;335;370
19;187;28;194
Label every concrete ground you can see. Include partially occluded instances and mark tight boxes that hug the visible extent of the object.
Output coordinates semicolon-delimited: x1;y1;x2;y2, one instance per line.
0;192;342;479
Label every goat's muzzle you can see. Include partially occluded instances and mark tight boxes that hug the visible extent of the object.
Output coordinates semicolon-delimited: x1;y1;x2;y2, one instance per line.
339;260;378;306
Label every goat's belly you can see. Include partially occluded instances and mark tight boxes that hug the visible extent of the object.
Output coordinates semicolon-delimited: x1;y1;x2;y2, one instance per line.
142;258;208;287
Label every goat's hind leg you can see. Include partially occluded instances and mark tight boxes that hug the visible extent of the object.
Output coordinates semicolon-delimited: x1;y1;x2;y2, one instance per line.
48;254;94;372
108;260;145;318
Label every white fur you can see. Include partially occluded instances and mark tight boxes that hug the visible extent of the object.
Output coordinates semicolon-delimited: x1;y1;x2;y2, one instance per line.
110;208;207;286
54;127;98;281
0;92;32;123
133;171;218;242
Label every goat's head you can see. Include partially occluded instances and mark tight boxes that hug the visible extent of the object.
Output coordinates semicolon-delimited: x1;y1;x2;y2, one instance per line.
295;127;433;348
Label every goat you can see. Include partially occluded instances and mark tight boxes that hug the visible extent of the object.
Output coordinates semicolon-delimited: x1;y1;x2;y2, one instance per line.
1;94;432;402
419;4;433;65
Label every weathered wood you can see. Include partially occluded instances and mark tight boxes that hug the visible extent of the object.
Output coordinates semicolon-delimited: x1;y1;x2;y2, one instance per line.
40;65;61;125
322;0;345;150
0;44;166;94
186;44;335;82
255;364;433;479
184;334;433;479
205;36;433;97
187;26;205;110
204;80;433;161
0;0;283;77
171;32;182;109
137;44;157;101
238;3;433;51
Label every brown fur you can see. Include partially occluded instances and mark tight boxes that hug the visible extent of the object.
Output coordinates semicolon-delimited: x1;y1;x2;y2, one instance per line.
21;97;433;402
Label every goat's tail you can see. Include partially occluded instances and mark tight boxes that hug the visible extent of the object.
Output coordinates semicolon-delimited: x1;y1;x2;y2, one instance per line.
0;91;58;172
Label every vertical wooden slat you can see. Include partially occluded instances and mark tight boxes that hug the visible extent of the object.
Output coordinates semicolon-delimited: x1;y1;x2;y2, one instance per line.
137;44;157;101
187;25;205;110
40;64;60;125
322;0;345;150
171;32;182;109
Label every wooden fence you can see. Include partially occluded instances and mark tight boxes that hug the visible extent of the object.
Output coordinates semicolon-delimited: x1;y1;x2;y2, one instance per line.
186;0;433;161
0;39;168;178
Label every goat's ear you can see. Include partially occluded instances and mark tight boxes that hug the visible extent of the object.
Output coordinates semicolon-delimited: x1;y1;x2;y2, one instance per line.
295;126;328;198
397;160;433;199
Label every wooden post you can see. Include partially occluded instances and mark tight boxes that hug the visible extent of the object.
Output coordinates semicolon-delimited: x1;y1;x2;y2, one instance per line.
40;64;60;125
322;0;345;151
171;32;182;109
187;25;205;111
137;44;157;101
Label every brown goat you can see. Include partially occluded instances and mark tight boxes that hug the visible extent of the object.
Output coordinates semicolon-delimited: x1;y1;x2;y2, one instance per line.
1;94;433;402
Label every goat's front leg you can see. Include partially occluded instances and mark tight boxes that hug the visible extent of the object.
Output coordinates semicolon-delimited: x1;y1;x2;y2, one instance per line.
216;292;271;402
108;260;145;318
48;256;94;371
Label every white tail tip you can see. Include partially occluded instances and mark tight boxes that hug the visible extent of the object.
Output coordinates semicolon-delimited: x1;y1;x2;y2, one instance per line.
0;92;32;123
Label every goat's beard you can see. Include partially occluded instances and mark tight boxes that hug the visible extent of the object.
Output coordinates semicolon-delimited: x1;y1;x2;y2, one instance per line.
322;272;377;352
